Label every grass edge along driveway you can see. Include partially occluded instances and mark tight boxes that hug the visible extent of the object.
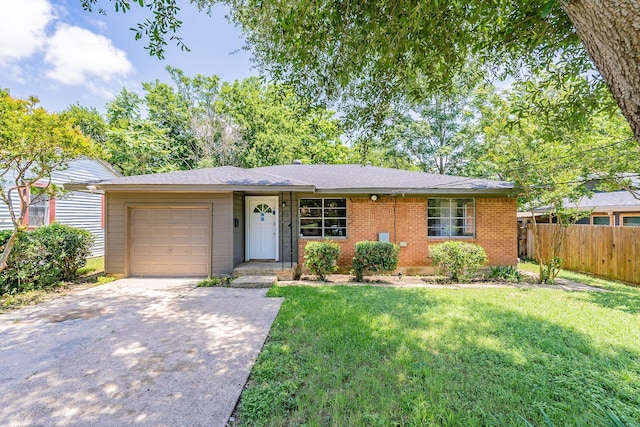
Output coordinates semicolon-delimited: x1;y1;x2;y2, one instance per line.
235;275;640;426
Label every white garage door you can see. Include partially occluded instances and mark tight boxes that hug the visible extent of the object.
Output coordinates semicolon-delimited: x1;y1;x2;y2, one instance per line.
129;207;211;277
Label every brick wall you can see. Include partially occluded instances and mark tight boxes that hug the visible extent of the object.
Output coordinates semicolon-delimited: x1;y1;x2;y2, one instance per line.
298;195;517;272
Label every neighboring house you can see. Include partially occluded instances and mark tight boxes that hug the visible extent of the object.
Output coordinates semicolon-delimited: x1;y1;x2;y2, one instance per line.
0;158;121;257
519;190;640;227
570;191;640;226
70;163;517;277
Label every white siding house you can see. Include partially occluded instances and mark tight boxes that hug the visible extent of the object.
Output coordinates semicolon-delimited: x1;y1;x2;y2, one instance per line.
0;159;121;257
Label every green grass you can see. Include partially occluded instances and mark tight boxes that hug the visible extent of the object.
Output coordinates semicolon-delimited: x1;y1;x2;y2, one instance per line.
76;256;104;276
237;284;640;426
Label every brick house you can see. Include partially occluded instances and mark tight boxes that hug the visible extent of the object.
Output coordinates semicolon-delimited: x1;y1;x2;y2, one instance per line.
68;163;517;277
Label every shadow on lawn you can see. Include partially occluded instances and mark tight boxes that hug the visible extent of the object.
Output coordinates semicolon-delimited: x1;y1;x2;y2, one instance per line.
585;285;640;315
252;285;640;426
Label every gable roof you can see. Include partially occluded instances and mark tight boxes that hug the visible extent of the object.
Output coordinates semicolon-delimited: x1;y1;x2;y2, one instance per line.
254;164;513;194
66;163;514;195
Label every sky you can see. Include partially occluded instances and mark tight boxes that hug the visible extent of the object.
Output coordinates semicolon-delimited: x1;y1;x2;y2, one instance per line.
0;0;255;113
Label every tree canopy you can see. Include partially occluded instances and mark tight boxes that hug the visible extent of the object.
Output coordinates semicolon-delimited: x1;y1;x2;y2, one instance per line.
0;91;96;271
67;68;351;175
80;0;640;142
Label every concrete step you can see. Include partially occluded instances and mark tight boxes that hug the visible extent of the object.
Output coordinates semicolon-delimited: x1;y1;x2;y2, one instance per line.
233;263;298;281
230;275;277;288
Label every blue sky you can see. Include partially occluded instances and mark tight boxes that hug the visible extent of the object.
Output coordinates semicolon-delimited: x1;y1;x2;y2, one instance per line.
0;0;255;113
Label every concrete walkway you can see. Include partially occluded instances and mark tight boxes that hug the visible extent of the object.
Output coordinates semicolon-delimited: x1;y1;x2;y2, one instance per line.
0;278;283;427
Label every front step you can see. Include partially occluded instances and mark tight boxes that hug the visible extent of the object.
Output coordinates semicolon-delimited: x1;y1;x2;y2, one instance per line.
233;262;298;281
230;275;278;288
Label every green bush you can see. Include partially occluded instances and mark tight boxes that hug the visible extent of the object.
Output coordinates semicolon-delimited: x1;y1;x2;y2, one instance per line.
429;241;487;281
489;265;523;282
352;241;400;282
304;240;341;280
0;224;94;295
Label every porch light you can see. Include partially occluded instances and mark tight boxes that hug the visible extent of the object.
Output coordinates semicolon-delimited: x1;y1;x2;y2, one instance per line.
370;194;378;201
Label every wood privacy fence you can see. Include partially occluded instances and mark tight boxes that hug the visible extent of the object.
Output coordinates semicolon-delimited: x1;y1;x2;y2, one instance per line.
524;224;640;284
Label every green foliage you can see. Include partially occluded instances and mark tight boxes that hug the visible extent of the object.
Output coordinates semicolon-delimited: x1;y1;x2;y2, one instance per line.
352;241;400;282
429;241;487;281
374;76;488;174
0;90;97;271
540;257;563;284
304;240;340;280
0;224;94;295
489;266;523;283
104;68;352;172
197;276;232;287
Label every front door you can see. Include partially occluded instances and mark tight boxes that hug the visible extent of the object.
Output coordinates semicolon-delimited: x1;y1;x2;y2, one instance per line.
246;196;278;260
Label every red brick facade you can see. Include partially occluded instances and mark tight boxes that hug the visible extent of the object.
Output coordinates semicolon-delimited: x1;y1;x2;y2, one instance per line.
298;195;517;273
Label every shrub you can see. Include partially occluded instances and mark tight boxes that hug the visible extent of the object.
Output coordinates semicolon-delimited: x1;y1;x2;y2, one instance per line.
352;241;400;282
429;241;487;281
489;265;523;282
0;224;94;295
304;240;341;280
197;276;232;287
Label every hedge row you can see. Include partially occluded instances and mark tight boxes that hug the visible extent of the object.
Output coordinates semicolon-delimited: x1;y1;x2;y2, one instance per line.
304;240;487;281
0;224;94;295
304;240;400;281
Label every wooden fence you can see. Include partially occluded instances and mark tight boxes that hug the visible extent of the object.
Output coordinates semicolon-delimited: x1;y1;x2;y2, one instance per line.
523;223;640;284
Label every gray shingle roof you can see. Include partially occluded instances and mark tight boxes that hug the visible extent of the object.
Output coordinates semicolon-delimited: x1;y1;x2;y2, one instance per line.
568;191;640;210
88;166;314;189
253;164;513;193
72;163;514;194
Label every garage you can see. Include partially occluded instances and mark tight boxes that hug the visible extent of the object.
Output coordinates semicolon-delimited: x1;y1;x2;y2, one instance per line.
129;207;211;277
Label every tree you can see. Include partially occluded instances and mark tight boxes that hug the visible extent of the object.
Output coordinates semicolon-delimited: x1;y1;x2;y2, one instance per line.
79;0;640;142
111;68;351;170
480;78;640;283
0;91;96;272
377;80;487;175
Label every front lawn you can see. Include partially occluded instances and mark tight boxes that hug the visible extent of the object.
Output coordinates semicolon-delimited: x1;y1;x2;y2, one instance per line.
236;283;640;425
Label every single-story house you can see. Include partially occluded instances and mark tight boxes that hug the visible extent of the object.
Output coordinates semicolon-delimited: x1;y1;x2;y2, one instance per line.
568;190;640;226
518;190;640;227
0;158;121;257
70;163;517;277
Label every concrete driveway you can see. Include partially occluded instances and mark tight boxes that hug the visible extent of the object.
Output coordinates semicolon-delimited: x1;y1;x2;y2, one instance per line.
0;278;283;427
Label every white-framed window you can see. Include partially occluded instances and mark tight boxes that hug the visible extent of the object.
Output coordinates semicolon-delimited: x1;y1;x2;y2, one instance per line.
591;215;611;225
621;214;640;227
299;198;347;237
28;193;51;227
428;198;475;238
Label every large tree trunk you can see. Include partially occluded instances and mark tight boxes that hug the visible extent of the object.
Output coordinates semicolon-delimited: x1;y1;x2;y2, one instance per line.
561;0;640;142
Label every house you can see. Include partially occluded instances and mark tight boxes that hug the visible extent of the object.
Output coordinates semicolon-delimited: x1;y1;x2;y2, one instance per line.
518;190;640;227
569;191;640;226
0;158;121;257
68;163;517;277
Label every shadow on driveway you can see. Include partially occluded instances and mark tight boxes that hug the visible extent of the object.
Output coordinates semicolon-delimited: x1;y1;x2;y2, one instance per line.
0;278;283;427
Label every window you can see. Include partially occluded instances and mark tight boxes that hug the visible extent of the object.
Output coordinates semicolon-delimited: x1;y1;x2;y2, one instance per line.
622;215;640;226
300;198;347;237
28;194;51;227
591;215;611;225
428;198;475;237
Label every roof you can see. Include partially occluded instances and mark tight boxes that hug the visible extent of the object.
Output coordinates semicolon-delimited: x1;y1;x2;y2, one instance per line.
66;163;514;195
65;166;315;192
254;164;513;194
566;190;640;212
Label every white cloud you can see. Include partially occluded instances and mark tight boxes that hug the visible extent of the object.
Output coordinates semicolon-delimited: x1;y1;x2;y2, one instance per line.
44;24;133;86
0;0;53;64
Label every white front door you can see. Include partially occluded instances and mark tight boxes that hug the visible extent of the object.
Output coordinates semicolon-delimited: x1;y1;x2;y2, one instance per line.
246;196;278;260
